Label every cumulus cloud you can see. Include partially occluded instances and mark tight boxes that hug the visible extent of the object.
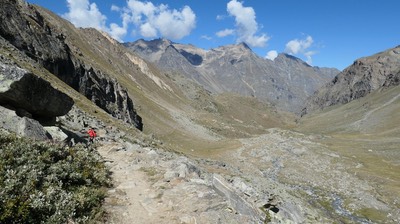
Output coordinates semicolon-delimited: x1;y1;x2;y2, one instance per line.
62;0;196;42
265;50;278;61
216;29;234;37
284;35;316;65
109;23;127;39
111;5;120;12
223;0;269;47
285;36;313;55
139;22;157;37
63;0;107;30
62;0;127;41
123;0;196;40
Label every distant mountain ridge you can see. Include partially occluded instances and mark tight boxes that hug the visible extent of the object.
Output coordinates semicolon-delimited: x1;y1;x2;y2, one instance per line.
124;38;340;112
302;45;400;115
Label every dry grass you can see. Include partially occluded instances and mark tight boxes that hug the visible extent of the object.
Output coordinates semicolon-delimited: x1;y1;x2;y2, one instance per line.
296;86;400;218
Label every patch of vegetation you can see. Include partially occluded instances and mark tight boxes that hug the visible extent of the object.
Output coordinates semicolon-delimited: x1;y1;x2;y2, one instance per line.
0;131;111;223
259;205;272;223
354;207;387;223
139;167;158;177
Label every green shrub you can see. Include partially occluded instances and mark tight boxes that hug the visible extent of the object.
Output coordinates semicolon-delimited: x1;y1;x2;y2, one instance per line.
0;131;111;223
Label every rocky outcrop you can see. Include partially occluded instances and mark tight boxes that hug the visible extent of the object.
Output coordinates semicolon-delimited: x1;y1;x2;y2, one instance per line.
302;45;400;115
80;68;143;130
0;59;74;121
125;39;340;112
212;174;264;221
0;105;49;140
0;55;74;139
0;0;143;130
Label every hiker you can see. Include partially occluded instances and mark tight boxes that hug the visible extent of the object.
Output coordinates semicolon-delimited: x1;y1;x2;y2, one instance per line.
87;128;97;144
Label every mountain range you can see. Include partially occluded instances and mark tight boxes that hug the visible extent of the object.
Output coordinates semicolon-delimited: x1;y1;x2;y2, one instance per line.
124;39;339;112
1;0;400;223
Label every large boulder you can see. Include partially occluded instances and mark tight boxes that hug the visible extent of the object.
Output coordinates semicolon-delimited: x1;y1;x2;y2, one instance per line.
0;60;74;119
0;105;49;140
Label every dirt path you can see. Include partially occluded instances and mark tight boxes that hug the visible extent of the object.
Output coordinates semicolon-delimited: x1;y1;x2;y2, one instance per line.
97;142;165;224
96;140;252;224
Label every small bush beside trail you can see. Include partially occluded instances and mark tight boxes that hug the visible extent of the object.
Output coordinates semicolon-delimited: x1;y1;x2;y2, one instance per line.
0;131;111;223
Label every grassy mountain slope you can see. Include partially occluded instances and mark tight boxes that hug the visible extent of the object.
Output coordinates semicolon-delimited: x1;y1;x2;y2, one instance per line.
297;85;400;218
298;81;400;136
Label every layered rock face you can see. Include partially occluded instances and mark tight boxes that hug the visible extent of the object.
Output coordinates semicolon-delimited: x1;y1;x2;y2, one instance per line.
125;39;339;112
0;0;142;130
302;45;400;115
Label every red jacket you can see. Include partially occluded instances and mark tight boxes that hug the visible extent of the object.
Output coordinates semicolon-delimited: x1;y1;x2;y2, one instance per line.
87;129;97;138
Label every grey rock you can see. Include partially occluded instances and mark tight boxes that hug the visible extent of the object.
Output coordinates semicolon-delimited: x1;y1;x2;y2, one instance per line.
163;170;178;181
177;163;188;178
0;105;49;140
44;126;68;141
212;174;264;223
0;60;74;118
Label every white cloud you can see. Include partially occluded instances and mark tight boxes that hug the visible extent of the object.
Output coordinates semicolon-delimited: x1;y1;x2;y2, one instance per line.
284;36;313;55
111;5;120;12
265;50;278;61
304;50;317;64
62;0;196;42
124;0;196;40
226;0;269;47
109;23;127;39
201;35;212;40
62;0;127;41
153;6;196;39
63;0;107;30
284;35;316;65
139;22;157;37
216;29;234;37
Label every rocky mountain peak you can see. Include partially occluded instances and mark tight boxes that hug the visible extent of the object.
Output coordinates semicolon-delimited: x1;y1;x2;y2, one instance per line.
302;45;400;115
237;42;251;50
125;38;339;112
131;38;173;52
275;53;312;67
213;42;254;56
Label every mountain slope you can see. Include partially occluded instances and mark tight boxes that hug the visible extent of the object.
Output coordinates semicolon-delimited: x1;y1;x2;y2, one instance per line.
124;39;339;112
302;45;400;115
298;84;400;136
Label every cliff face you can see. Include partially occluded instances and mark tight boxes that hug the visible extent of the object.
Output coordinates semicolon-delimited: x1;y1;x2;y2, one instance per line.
302;46;400;115
0;0;142;130
125;39;340;113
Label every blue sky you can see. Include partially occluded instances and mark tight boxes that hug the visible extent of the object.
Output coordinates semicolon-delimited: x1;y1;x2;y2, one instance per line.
27;0;399;71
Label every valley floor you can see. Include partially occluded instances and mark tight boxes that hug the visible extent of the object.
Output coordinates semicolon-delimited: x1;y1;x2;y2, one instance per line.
96;128;400;224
